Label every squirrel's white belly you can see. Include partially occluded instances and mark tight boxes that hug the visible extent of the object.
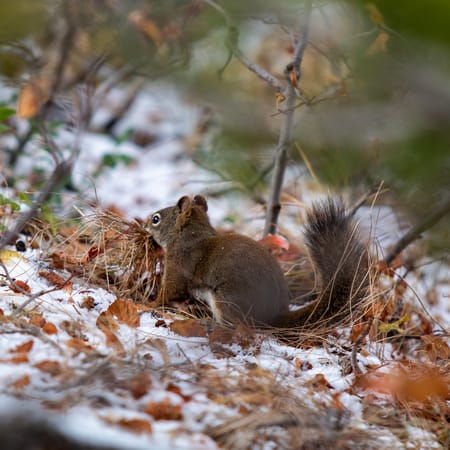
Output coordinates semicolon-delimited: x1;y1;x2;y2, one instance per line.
191;288;224;324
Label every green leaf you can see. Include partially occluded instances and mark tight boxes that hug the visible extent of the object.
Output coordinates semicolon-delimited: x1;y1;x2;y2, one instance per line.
101;153;135;168
0;107;15;121
18;192;32;206
0;194;20;211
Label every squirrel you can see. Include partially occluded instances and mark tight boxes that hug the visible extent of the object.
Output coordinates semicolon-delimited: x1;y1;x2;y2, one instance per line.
147;195;369;328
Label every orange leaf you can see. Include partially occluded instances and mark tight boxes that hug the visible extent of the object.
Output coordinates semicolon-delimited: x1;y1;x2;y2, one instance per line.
108;298;140;327
39;270;73;293
66;337;96;355
11;339;34;353
42;322;58;335
10;374;30;389
80;296;96;309
17;82;44;118
96;310;118;331
127;372;152;399
166;382;192;402
145;398;183;421
304;373;333;391
258;234;289;255
29;313;46;327
169;319;208;338
34;360;61;376
6;353;29;364
366;3;385;25
9;279;31;294
129;10;163;47
114;418;152;434
421;335;450;362
99;325;125;356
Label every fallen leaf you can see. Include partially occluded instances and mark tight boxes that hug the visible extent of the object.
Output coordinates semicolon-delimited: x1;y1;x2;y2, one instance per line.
114;418;152;434
5;354;29;364
11;339;34;353
303;373;333;391
169;319;208;338
108;298;140;327
166;383;192;402
80;296;96;309
66;337;97;355
99;325;125;356
96;310;119;331
145;398;183;421
34;360;61;376
9;279;31;294
10;374;30;389
420;335;450;362
127;372;152;399
39;270;73;293
29;313;46;327
42;322;58;335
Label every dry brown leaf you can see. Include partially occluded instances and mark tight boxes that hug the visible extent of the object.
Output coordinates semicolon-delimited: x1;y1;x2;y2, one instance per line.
366;3;385;25
10;374;30;389
144;398;183;421
80;296;96;309
116;418;152;434
166;382;192;402
11;339;34;353
29;313;46;327
169;319;208;338
208;326;234;345
127;372;152;399
42;322;58;335
96;310;119;331
108;298;140;327
5;354;29;364
99;325;125;356
34;360;61;376
39;270;73;293
66;337;97;355
9;279;31;294
129;10;163;47
303;373;333;391
420;335;450;362
17;82;45;118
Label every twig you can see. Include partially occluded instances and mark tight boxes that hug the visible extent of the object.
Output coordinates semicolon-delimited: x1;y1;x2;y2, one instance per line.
351;317;373;376
384;197;450;266
202;0;284;91
233;49;284;91
263;0;313;236
0;158;74;249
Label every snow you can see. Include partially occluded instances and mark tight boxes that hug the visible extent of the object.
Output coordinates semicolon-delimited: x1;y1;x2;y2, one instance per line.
1;81;448;449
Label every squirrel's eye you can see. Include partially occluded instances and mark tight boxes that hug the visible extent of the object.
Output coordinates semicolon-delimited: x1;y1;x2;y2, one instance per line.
151;213;161;226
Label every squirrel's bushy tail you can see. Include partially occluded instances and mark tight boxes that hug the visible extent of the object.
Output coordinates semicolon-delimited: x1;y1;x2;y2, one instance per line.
277;198;369;328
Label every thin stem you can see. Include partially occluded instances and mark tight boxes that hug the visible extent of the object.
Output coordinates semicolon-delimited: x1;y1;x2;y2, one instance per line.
263;0;313;235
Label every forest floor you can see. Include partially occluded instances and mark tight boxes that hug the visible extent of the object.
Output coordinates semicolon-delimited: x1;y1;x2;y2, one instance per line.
0;83;448;450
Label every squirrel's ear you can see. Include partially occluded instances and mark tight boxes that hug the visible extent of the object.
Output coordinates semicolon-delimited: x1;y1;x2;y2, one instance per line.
193;195;208;212
177;196;191;212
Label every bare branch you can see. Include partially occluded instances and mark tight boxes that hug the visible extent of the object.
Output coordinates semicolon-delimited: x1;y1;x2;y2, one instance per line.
233;49;284;91
263;0;313;236
0;158;74;249
384;197;450;266
202;0;284;91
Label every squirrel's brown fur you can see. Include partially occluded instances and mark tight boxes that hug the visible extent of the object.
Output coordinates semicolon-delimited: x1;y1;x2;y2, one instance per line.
148;195;369;328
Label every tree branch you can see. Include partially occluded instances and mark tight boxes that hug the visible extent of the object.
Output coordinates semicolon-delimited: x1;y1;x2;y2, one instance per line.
0;158;74;249
263;0;313;235
384;197;450;266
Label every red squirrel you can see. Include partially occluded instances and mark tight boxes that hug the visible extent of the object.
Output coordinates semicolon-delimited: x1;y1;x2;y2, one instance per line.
147;195;369;327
